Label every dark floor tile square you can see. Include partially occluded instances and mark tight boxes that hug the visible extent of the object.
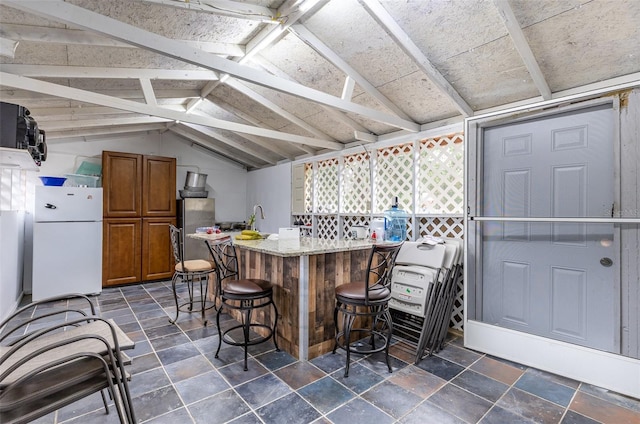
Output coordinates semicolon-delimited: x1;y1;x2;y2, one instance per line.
514;370;576;407
139;315;174;330
164;354;214;383
298;376;355;414
56;391;112;422
255;349;298;371
480;406;534;424
415;355;465;381
217;357;269;386
498;387;565;424
135;307;170;321
578;383;640;413
61;407;122;423
361;380;423;418
174;370;230;405
451;369;510;403
144;323;182;340
330;362;385;394
129;367;171;398
129;352;161;375
235;373;292;408
131;385;184;423
428;382;493;423
155;342;201;366
183;323;220;341
327;397;394;424
274;361;327;390
256;392;321;424
149;332;191;351
561;410;601;424
569;391;640;424
204;344;245;367
398;401;466;424
470;356;525;385
436;342;483;367
188;389;250;424
360;351;409;376
144;407;195;424
310;350;348;374
127;340;153;358
228;412;264;424
388;364;447;398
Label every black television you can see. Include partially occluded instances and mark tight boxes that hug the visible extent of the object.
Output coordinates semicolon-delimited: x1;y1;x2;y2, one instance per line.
0;102;47;165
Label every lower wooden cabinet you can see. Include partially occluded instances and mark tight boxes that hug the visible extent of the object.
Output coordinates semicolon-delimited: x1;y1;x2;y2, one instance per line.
103;217;176;286
142;217;176;282
103;218;141;287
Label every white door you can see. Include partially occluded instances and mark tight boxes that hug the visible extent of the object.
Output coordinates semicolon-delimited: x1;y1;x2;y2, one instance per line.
481;104;618;353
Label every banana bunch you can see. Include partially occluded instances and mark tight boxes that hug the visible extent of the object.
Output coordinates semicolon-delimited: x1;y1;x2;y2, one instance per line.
235;229;263;240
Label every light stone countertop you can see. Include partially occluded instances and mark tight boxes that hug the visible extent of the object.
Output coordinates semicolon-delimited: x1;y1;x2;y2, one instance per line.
188;232;376;257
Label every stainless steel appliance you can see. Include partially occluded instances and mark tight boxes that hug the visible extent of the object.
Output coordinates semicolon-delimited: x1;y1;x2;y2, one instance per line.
177;198;215;260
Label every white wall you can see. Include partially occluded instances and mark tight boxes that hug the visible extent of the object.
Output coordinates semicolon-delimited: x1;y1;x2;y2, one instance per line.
246;162;292;234
0;211;25;323
32;132;249;222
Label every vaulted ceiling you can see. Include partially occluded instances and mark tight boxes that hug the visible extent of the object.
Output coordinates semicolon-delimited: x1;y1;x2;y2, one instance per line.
1;0;639;169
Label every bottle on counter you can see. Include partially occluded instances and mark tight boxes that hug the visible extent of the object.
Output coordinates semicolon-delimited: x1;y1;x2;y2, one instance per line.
384;197;408;242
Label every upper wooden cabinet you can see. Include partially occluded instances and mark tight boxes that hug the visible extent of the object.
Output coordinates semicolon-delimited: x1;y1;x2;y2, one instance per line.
102;151;142;218
142;155;176;217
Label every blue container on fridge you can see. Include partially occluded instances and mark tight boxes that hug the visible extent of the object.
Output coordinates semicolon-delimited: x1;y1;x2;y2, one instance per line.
384;197;408;241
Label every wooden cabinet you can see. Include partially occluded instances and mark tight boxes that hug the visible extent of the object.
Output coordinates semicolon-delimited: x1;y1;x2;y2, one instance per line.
103;152;142;218
103;218;141;287
142;156;176;217
102;151;176;287
142;217;176;281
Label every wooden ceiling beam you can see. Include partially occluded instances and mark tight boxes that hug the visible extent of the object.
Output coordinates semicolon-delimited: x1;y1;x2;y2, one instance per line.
5;0;418;131
358;0;474;117
493;0;552;100
0;72;343;150
0;23;245;56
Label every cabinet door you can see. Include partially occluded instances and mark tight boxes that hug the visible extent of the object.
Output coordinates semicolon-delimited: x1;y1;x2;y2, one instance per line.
103;218;141;287
142;217;176;281
102;151;142;218
142;155;176;217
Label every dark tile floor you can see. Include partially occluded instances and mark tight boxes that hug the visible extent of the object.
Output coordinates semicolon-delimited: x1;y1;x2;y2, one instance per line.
12;281;640;424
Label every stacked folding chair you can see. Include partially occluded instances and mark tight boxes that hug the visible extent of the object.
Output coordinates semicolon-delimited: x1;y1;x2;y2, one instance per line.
389;237;463;364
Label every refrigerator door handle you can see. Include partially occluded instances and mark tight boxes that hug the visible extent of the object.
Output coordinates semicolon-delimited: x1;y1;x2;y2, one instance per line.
45;203;57;209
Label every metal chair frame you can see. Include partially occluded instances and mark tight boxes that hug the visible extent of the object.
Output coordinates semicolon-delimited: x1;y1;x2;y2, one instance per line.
169;224;217;325
333;242;403;377
207;239;279;371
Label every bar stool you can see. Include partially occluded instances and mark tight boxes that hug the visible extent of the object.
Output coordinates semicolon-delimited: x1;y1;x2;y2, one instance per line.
333;242;403;377
168;225;217;326
208;238;279;371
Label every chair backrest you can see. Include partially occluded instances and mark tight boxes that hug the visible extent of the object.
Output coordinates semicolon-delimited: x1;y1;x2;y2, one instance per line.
365;242;404;304
169;224;185;269
207;238;239;291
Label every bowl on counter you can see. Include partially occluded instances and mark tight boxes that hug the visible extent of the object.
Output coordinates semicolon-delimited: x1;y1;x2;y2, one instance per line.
39;176;67;186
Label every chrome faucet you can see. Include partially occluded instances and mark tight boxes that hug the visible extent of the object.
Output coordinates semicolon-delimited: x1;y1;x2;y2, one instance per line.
251;204;265;231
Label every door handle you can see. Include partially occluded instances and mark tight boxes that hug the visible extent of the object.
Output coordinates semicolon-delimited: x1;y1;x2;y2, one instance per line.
44;203;57;209
600;257;613;267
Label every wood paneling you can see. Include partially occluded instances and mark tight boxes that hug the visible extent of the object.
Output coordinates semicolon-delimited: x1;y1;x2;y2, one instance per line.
142;217;176;281
103;218;141;286
236;246;370;360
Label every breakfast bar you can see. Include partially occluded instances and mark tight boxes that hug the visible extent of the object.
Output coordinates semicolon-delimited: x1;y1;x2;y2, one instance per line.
189;233;375;360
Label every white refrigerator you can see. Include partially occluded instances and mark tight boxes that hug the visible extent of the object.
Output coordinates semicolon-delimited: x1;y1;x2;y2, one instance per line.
32;186;103;301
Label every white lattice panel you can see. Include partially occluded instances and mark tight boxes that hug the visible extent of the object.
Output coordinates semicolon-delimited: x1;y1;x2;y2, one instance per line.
317;215;338;240
417;133;464;214
450;273;464;331
375;143;414;213
417;216;464;238
315;159;338;213
304;163;314;213
341;215;370;238
341;152;371;214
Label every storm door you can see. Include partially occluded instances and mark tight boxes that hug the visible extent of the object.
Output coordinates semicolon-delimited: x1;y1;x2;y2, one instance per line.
480;104;618;353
